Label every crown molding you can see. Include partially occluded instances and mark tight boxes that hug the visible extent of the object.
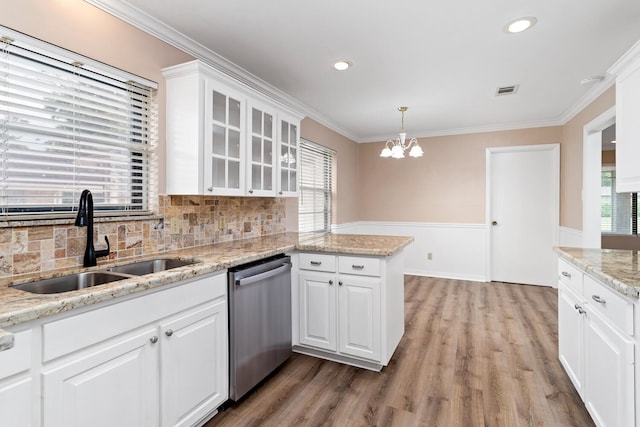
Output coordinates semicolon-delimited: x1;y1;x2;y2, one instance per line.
84;0;359;141
361;118;564;143
608;39;640;76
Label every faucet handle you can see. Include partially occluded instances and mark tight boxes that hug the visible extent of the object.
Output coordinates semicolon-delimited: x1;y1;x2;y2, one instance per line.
95;235;110;258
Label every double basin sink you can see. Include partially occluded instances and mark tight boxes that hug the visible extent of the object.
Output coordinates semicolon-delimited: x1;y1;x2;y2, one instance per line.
12;258;198;295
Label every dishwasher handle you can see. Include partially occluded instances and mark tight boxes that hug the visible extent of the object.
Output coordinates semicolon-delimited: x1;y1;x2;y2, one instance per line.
235;263;292;286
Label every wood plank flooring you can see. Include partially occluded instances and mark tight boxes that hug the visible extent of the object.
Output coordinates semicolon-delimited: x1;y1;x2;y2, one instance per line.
206;276;594;427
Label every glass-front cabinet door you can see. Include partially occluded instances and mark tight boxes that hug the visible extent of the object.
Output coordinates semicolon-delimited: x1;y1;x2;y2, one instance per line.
204;81;245;195
278;114;300;196
247;101;276;196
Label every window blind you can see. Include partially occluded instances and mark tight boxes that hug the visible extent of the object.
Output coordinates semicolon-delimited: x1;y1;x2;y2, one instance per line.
601;166;638;234
0;26;158;217
298;139;334;232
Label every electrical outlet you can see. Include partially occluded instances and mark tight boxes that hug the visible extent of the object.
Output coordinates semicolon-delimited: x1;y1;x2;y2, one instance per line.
427;252;433;260
170;218;180;235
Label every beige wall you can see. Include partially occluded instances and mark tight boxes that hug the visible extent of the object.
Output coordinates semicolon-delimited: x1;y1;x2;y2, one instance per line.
298;117;360;226
0;0;195;194
357;127;563;223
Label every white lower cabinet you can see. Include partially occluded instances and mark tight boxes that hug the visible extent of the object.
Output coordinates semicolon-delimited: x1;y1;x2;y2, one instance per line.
0;329;33;427
43;327;159;427
557;259;636;427
338;274;381;361
584;307;635;427
295;251;404;370
299;271;336;351
558;283;585;397
160;300;227;427
1;271;228;427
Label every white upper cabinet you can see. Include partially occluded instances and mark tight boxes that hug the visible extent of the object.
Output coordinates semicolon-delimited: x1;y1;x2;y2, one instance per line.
278;112;300;197
247;100;277;196
610;41;640;193
163;60;302;197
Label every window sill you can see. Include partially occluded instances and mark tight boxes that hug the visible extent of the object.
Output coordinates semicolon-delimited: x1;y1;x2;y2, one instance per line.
0;212;163;228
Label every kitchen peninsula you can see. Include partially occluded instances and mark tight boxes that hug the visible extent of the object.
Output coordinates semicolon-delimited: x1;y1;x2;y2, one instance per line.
0;232;412;427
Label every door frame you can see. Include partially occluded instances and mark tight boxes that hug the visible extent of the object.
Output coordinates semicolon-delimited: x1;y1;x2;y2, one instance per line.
485;143;560;283
582;106;616;248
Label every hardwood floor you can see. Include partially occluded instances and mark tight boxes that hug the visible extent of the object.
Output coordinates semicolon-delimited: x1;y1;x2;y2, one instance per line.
206;276;594;427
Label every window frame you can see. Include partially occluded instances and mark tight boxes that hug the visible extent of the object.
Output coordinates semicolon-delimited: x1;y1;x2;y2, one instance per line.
298;139;335;233
0;26;158;220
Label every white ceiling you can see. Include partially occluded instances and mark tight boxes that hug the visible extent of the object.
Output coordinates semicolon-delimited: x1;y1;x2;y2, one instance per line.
89;0;640;143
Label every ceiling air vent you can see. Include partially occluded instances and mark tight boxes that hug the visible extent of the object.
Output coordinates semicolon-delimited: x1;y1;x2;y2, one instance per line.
495;84;519;96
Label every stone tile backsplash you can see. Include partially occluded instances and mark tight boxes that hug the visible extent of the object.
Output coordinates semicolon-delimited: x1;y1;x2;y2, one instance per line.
0;195;286;277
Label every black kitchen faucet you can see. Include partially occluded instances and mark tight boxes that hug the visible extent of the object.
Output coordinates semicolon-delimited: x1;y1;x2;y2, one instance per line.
75;189;110;267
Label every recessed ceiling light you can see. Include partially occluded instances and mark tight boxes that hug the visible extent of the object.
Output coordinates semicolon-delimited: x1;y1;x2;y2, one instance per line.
505;17;537;33
333;60;351;71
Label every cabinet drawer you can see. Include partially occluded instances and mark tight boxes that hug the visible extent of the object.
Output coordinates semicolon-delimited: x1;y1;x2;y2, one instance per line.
43;272;226;362
299;253;336;272
584;274;634;335
0;330;31;378
338;256;380;277
558;259;583;295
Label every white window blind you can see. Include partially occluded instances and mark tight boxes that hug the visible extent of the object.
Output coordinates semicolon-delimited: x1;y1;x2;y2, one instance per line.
601;166;638;234
299;139;334;232
0;26;158;217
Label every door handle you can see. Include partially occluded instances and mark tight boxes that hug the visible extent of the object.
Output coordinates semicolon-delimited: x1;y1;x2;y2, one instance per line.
492;221;498;226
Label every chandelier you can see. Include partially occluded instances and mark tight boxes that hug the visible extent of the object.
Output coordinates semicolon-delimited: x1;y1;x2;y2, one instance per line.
379;107;424;158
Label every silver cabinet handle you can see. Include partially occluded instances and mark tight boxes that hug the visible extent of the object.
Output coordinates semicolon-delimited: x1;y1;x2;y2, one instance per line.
578;308;586;315
561;271;571;278
165;329;173;337
338;281;343;286
574;304;581;310
248;189;254;194
207;187;213;192
310;261;322;266
329;280;333;285
352;264;365;270
150;336;158;344
592;295;606;304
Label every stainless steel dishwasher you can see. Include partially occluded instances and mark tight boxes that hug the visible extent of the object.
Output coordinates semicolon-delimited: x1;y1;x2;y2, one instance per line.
227;254;292;401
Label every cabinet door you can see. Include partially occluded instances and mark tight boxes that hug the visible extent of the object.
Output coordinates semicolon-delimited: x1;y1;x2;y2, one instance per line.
204;79;245;195
160;298;228;427
42;327;159;427
277;114;300;197
615;62;640;192
246;101;276;196
338;275;381;361
558;284;585;397
584;309;635;427
299;271;336;351
0;329;32;427
0;377;32;427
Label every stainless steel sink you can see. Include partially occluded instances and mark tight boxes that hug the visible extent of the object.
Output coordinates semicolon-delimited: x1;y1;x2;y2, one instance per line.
11;271;134;294
106;258;198;276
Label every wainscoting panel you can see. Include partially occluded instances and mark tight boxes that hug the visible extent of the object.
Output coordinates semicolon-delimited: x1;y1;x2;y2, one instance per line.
333;222;487;281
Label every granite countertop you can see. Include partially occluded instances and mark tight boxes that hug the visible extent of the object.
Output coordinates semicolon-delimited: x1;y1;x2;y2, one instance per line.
556;247;640;298
0;232;413;350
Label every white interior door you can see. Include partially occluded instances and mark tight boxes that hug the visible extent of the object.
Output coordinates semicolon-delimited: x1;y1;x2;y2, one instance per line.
487;144;559;286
